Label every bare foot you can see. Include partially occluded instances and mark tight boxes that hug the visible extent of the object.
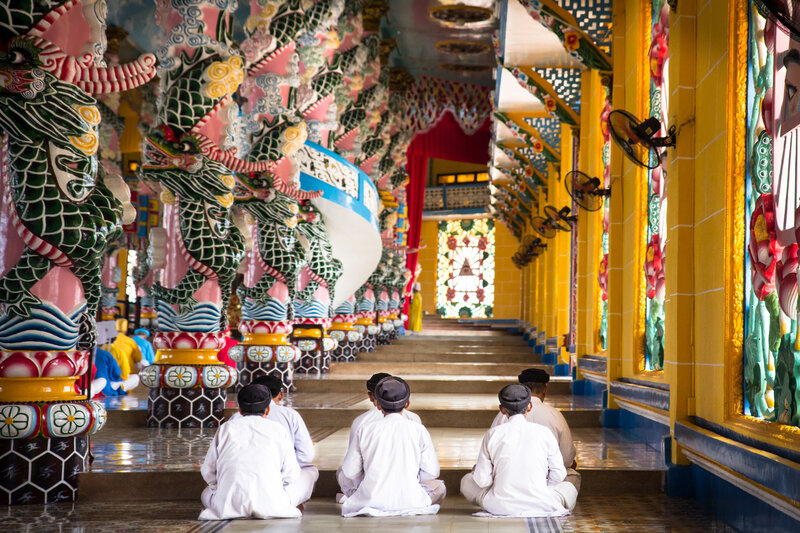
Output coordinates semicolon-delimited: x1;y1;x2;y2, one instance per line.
297;504;304;513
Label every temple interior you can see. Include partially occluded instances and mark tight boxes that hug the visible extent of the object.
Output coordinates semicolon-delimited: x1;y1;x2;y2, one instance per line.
0;0;798;531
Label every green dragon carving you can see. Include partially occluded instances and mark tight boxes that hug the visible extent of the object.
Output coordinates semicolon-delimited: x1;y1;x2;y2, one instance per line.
0;2;156;348
235;183;305;319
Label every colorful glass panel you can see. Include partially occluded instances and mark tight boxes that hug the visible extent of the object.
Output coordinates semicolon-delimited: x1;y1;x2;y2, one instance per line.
599;92;611;351
436;219;496;318
643;0;669;371
743;3;800;427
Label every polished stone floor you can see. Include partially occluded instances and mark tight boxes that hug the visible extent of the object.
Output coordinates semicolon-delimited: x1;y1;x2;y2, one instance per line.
1;495;734;532
21;320;713;531
86;425;663;473
99;384;588;412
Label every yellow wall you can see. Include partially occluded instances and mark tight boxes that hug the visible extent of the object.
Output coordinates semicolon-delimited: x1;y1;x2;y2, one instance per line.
494;221;522;319
606;0;662;396
416;218;520;320
417;220;439;315
576;70;607;361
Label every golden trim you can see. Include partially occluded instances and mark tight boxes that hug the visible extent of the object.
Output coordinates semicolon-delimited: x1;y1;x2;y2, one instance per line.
724;415;800;450
0;377;82;402
293;328;323;339
634;0;651;375
356;317;375;326
330;322;355;331
243;333;289;345
724;0;748;422
155;349;222;365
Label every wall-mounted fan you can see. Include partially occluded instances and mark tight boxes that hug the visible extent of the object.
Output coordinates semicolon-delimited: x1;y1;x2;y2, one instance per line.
755;0;800;40
531;216;557;239
544;205;577;231
565;170;610;212
608;109;676;169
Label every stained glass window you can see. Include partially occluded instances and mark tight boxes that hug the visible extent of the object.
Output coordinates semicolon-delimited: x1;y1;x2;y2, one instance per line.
436;219;496;318
642;0;669;371
743;2;800;427
598;93;611;351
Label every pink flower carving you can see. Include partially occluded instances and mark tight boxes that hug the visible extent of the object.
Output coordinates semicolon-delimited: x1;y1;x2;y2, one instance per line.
748;193;783;300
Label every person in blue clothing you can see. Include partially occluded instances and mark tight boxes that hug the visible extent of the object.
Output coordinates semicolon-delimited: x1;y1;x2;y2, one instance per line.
93;347;140;397
132;328;156;367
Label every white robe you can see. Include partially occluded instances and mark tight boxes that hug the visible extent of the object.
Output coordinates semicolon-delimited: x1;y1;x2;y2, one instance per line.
229;399;315;465
337;406;421;497
491;396;576;468
465;414;571;517
339;412;442;517
199;415;303;520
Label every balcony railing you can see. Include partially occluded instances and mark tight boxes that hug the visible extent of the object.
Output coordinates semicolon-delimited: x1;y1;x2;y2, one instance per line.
424;183;490;211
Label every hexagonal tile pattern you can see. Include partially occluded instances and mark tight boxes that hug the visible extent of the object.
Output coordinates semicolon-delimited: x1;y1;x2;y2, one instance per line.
354;334;376;353
293;348;332;375
0;436;88;504
146;388;226;429
237;361;295;392
332;341;358;363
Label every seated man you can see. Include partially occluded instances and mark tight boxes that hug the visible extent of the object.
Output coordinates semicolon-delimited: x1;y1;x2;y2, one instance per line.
337;372;421;499
199;384;313;520
491;368;580;491
339;376;445;517
132;328;156;367
253;374;316;467
461;384;577;517
94;347;139;397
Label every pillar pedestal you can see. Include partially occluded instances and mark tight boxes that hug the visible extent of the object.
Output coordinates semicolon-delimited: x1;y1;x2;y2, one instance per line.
141;333;237;428
353;316;379;352
0;393;106;504
292;324;337;375
376;312;395;345
233;321;301;392
330;317;362;362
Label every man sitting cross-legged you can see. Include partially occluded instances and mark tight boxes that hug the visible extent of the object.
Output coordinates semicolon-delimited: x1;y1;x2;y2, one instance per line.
229;374;317;468
338;376;446;517
337;372;421;500
491;368;580;492
461;384;578;517
199;384;313;520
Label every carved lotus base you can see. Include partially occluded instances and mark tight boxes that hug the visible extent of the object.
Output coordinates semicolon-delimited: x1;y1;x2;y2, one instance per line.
237;360;295;393
146;387;226;429
0;435;88;504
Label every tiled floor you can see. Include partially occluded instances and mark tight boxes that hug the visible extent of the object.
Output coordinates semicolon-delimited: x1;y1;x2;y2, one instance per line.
87;425;663;473
69;324;697;531
0;495;734;532
100;389;595;411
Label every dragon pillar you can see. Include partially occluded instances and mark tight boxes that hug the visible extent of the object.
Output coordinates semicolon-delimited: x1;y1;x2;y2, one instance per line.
0;0;156;502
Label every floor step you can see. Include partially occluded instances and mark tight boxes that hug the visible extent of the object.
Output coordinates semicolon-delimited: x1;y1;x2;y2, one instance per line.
293;376;574;394
328;362;551;376
395;335;525;345
77;467;663;502
377;343;530;354
102;405;601;429
357;351;541;363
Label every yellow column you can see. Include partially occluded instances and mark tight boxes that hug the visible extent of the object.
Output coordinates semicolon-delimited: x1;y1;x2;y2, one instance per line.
607;0;649;399
664;0;697;464
576;69;607;363
535;197;547;344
